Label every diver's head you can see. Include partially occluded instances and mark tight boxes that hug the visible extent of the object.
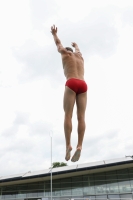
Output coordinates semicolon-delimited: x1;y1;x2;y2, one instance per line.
65;47;73;52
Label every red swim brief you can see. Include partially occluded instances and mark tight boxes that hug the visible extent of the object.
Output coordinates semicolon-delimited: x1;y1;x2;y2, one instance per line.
65;78;87;95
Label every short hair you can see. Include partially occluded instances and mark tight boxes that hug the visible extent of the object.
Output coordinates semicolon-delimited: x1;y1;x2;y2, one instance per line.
65;47;73;52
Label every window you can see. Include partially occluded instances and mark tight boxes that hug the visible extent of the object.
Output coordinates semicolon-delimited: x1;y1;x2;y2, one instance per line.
117;169;129;181
44;181;50;197
83;176;95;195
106;181;119;193
72;176;83;196
129;180;133;192
2;191;17;199
94;173;106;182
118;180;131;193
53;180;61;196
61;178;71;196
106;171;117;181
95;181;107;194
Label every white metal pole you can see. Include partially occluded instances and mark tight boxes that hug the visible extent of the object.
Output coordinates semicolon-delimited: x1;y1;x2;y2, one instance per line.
51;135;52;200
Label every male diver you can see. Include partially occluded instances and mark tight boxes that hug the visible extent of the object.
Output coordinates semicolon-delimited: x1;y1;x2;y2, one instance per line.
51;25;87;162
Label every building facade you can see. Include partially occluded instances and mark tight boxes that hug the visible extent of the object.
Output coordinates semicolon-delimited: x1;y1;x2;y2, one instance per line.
0;157;133;200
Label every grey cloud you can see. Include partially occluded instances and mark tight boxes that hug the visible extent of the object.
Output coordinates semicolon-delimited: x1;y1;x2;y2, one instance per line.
125;142;133;154
4;139;34;154
86;129;120;146
1;112;30;137
1;126;19;137
14;112;29;125
13;40;64;85
0;119;52;175
59;7;119;58
12;6;120;83
29;120;52;135
81;129;121;161
14;5;133;85
29;0;119;55
30;0;57;29
122;7;133;26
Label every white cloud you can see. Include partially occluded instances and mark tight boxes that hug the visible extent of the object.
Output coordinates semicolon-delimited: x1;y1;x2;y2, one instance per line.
0;0;32;47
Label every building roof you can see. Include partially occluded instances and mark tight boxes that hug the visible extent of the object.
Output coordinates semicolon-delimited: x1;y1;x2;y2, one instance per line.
0;156;133;186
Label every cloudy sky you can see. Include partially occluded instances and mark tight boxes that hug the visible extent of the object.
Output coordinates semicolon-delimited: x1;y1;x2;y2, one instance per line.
0;0;133;176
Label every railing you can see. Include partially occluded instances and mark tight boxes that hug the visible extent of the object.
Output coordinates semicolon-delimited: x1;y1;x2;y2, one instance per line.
42;198;133;200
71;198;132;200
1;197;133;200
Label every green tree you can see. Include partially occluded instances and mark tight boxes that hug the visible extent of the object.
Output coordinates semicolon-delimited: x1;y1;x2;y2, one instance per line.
52;162;67;168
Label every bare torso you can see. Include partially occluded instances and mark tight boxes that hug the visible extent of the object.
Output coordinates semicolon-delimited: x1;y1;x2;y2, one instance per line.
61;52;84;80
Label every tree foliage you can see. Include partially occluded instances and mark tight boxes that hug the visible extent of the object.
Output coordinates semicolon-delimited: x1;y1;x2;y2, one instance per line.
52;162;67;168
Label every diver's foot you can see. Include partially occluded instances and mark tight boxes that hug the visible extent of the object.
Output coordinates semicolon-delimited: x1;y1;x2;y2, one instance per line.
71;148;81;162
65;146;72;161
